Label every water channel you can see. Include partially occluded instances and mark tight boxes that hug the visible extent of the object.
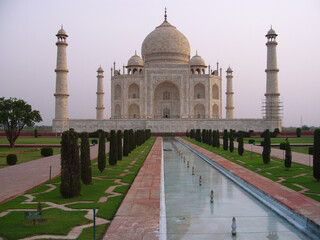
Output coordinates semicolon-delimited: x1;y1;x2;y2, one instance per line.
162;137;312;240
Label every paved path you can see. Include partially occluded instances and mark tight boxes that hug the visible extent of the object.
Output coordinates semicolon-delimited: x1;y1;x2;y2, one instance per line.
0;143;109;204
103;137;162;240
181;137;320;234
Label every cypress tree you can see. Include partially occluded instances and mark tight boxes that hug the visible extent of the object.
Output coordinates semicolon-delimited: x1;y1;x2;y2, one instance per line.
186;130;189;137
123;130;129;157
129;129;134;151
296;128;302;137
117;130;122;161
128;129;132;153
285;139;292;170
262;129;271;164
190;129;195;139
238;131;244;156
109;130;117;165
208;129;212;146
229;130;234;153
216;130;220;148
313;129;320;181
212;130;217;147
98;131;106;172
223;130;228;151
195;129;201;142
60;129;81;198
80;132;92;185
202;129;206;143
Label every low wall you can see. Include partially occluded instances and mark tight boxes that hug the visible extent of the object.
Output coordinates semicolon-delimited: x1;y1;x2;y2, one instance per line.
53;118;281;133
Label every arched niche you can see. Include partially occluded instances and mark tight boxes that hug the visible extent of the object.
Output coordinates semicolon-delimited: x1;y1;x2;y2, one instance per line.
194;83;205;99
154;81;180;119
128;83;139;99
212;104;219;119
128;104;140;119
115;84;121;100
194;103;205;119
212;84;219;99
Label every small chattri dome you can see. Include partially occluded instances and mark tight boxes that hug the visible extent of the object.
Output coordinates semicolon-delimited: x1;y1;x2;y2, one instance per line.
266;27;277;37
127;52;143;67
57;27;67;36
227;66;233;72
97;66;104;72
190;52;206;66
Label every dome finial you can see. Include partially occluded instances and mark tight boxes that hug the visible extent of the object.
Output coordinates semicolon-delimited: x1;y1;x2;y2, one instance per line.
196;50;198;55
135;50;137;55
164;7;167;21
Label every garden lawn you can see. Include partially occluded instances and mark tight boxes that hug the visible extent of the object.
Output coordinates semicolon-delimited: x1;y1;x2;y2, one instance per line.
0;148;60;169
244;137;313;144
0;137;62;145
0;137;156;240
184;137;320;202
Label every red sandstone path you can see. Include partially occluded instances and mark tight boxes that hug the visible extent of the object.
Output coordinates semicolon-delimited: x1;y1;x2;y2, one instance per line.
103;137;162;240
180;137;320;231
0;143;109;204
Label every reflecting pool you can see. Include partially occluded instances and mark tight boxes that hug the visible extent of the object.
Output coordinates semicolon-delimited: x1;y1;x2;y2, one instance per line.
163;137;311;240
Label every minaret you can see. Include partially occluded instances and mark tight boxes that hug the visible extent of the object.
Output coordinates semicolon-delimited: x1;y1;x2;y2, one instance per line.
54;26;69;120
265;27;280;119
225;66;234;119
96;66;105;119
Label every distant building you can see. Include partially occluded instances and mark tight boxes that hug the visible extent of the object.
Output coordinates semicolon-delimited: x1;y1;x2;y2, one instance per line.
53;11;281;133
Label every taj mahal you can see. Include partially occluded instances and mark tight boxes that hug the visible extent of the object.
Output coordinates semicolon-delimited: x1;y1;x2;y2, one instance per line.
52;10;282;133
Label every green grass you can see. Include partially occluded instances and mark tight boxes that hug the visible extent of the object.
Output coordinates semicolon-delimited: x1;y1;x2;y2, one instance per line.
0;137;156;240
244;137;313;144
273;146;310;154
0;209;90;240
184;137;320;202
0;148;60;169
0;137;62;145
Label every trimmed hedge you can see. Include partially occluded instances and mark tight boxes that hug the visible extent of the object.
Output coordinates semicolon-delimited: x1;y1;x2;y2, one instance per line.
60;129;81;198
7;154;17;165
41;147;53;157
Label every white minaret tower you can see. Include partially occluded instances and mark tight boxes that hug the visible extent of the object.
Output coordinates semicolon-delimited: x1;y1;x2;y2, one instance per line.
54;26;69;121
225;66;234;119
265;27;280;120
96;66;105;119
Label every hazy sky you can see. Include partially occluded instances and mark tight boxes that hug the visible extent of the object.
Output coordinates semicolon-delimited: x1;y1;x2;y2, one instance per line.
1;0;319;127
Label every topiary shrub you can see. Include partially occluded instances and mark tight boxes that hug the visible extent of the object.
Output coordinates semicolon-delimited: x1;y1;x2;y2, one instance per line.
80;132;92;185
313;129;320;181
109;130;118;165
41;147;53;157
223;130;228;151
117;130;122;161
212;130;216;147
60;129;81;198
34;129;38;138
238;131;244;156
7;154;17;165
216;130;220;148
260;141;264;146
280;142;287;150
195;129;201;142
229;130;234;153
123;130;129;157
91;139;98;145
285;139;292;170
296;128;302;137
262;129;271;164
98;131;106;173
248;139;255;144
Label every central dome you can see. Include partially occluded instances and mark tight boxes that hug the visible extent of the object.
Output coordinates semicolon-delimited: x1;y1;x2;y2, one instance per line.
141;20;190;64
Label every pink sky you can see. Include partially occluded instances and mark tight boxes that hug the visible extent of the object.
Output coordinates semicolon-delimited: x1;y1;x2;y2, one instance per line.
1;0;319;127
